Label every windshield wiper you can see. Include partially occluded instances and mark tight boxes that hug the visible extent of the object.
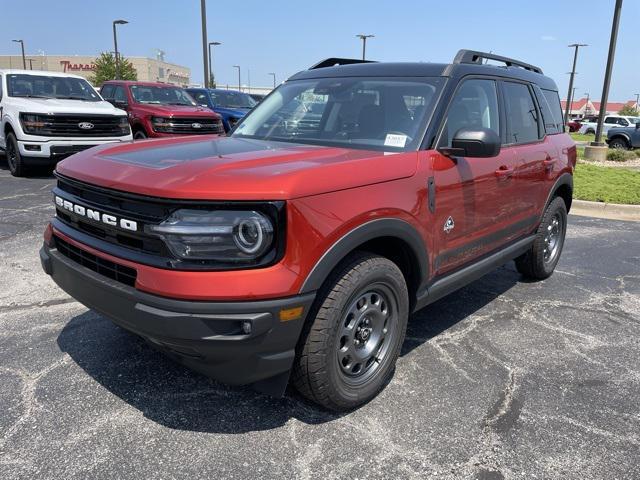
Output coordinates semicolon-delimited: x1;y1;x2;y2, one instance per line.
55;96;94;101
11;94;51;99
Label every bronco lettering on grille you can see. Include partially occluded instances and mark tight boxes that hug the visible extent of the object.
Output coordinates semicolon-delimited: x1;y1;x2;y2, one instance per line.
54;195;138;232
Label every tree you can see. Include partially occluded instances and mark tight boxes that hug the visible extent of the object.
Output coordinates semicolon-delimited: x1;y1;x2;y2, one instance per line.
618;104;639;116
88;52;137;86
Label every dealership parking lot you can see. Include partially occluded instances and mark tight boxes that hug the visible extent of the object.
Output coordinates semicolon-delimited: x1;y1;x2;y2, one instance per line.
0;163;639;480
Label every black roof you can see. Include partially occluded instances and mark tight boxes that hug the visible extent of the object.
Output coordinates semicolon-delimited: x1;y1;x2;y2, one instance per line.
288;50;558;91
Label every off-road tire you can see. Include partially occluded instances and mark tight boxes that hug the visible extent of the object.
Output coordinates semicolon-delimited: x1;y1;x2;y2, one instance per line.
515;196;567;280
608;137;629;150
5;132;28;177
133;129;147;140
292;252;409;411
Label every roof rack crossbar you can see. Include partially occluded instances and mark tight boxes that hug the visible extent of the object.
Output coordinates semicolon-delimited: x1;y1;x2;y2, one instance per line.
309;58;377;70
453;50;543;74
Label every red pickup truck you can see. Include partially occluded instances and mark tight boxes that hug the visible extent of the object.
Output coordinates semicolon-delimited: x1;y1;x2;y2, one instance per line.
100;81;224;139
42;51;575;410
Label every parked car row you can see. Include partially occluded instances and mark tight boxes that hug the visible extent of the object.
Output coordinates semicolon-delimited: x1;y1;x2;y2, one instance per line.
0;68;260;176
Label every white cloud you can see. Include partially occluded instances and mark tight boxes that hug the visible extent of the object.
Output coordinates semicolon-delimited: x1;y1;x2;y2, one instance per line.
541;35;557;41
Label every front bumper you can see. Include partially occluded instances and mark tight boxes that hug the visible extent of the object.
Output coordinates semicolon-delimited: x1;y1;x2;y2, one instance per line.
18;137;132;159
40;241;315;396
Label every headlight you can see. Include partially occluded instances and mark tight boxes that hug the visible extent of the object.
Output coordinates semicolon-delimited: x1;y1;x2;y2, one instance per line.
20;113;52;134
151;116;171;132
117;116;130;134
147;209;274;262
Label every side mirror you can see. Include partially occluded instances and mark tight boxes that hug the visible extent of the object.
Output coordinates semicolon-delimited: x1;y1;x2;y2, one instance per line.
635;122;640;130
112;100;128;110
438;127;501;158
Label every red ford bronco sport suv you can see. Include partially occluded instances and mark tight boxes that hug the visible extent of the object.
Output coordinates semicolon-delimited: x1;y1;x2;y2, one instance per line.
41;51;575;411
100;81;224;139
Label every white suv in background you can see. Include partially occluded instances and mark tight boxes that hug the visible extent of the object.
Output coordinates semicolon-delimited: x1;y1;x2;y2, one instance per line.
0;69;132;177
578;114;640;135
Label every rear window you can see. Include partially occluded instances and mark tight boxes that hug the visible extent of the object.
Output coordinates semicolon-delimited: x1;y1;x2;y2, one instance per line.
540;89;564;133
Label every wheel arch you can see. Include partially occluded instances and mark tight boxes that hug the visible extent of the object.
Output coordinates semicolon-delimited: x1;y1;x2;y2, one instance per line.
608;133;631;147
299;218;429;310
546;172;573;215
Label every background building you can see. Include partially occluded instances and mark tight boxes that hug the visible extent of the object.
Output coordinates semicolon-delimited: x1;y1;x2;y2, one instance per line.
0;54;190;86
561;98;637;119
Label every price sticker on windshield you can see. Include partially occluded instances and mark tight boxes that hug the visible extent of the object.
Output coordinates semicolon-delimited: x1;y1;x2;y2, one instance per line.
384;134;407;148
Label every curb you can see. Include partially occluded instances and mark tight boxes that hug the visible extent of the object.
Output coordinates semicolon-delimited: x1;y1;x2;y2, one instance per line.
571;199;640;222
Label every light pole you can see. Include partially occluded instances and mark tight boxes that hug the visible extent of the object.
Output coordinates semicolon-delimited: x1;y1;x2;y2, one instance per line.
635;93;639;112
208;41;221;88
356;34;374;61
563;43;587;128
593;0;623;147
268;72;276;89
200;0;209;88
12;40;26;69
583;92;590;117
112;19;128;80
233;65;241;92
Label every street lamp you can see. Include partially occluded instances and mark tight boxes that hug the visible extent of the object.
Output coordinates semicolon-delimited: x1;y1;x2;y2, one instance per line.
208;41;221;88
12;40;26;69
356;34;374;61
200;0;209;88
268;72;276;89
563;43;588;128
233;65;241;92
112;19;128;80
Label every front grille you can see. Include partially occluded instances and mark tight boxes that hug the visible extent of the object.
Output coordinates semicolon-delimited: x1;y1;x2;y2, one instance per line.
155;117;224;135
37;115;129;137
50;145;94;159
55;235;137;287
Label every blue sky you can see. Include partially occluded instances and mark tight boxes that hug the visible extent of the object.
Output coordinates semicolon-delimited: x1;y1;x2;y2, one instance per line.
1;0;638;102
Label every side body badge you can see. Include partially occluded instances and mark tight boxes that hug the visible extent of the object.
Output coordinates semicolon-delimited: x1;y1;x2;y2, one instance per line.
444;216;455;234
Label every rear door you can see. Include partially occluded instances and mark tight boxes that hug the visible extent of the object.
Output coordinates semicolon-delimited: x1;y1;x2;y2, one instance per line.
432;77;518;275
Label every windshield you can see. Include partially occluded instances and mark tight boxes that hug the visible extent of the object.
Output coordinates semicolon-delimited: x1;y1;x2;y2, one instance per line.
130;85;196;106
7;74;101;101
210;90;257;109
232;77;444;151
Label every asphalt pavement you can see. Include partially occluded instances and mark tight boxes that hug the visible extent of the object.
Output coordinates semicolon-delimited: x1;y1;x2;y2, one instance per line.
1;163;639;480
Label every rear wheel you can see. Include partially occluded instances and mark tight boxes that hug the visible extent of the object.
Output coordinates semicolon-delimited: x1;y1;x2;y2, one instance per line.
608;137;629;150
292;253;409;411
585;128;595;135
5;132;28;177
515;196;567;280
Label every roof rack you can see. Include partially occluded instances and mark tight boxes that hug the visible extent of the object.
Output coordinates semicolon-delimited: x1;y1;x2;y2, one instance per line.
309;58;377;70
453;49;543;74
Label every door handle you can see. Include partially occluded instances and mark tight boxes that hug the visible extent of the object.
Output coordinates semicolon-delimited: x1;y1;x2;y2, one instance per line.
543;157;557;170
495;165;514;179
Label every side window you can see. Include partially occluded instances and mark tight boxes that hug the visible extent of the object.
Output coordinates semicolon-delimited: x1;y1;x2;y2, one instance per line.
113;86;127;104
604;117;616;125
193;92;209;107
100;84;114;100
619;118;629;126
503;82;540;144
539;88;563;134
439;78;500;147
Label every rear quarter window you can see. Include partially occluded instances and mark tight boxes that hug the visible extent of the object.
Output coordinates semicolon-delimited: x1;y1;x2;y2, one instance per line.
540;88;563;134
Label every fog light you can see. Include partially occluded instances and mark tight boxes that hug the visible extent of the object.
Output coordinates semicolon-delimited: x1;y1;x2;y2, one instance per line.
24;144;41;151
241;321;252;335
279;306;304;322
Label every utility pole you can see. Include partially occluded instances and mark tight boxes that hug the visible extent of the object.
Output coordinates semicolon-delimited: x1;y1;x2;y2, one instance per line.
233;65;241;92
356;34;374;61
563;43;587;128
268;73;276;89
112;20;128;80
208;41;221;88
27;58;34;70
12;40;26;69
200;0;209;88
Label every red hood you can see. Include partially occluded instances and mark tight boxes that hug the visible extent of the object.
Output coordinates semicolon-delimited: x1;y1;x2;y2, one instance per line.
133;104;220;118
56;136;418;200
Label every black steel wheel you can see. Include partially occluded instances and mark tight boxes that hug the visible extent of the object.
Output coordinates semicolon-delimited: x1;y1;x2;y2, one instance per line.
515;196;567;280
5;132;27;177
292;252;409;411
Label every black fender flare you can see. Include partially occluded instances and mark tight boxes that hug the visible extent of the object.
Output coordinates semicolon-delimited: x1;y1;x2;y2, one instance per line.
608;132;632;145
542;172;573;219
299;218;429;294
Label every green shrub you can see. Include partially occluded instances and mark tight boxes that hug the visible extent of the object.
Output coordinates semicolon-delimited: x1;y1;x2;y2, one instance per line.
606;149;636;162
635;149;640;158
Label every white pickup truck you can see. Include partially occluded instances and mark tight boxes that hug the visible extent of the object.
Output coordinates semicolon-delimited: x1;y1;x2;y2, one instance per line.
578;114;640;135
0;69;132;177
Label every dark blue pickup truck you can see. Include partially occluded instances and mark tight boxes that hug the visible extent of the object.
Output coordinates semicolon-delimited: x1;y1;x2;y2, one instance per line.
607;119;640;150
186;88;257;132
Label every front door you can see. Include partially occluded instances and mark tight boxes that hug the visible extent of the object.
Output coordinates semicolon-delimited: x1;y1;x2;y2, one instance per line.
432;78;517;275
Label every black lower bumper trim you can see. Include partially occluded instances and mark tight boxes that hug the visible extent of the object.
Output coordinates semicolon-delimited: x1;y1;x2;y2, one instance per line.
40;242;315;395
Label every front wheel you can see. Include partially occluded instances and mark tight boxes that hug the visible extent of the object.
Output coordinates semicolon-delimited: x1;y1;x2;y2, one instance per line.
5;132;28;177
133;129;148;140
292;253;409;411
515;196;567;280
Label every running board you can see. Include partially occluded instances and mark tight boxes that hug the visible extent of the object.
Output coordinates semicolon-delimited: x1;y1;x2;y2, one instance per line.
414;235;535;311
